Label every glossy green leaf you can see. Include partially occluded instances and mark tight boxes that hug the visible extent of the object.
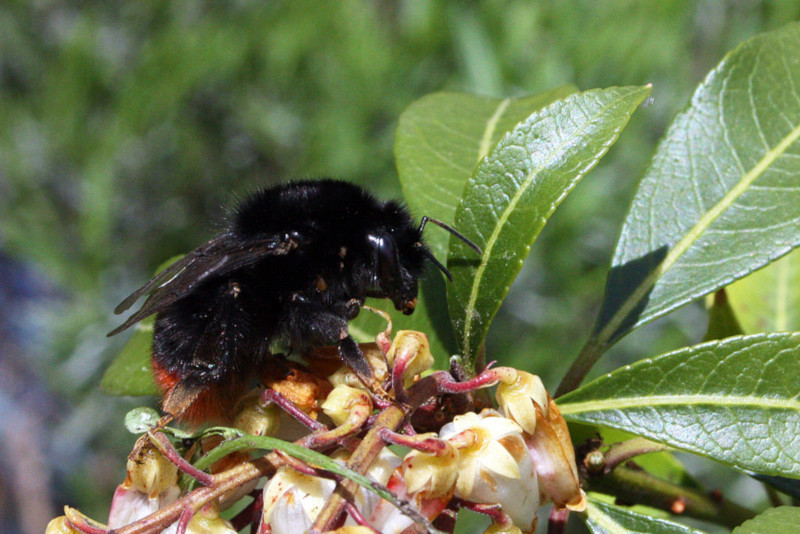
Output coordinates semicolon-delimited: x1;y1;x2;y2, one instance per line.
448;86;651;362
559;333;800;478
593;23;800;349
584;498;707;534
732;507;800;534
100;318;158;396
364;88;575;363
726;248;800;334
395;88;576;259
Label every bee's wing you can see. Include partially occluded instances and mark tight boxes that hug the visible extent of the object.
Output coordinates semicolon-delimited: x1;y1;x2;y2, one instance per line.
108;232;294;336
158;278;254;422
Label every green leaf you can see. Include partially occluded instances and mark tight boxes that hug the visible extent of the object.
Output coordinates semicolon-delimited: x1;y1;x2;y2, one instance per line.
593;23;800;349
726;247;800;334
559;333;800;478
395;88;576;260
732;507;800;534
366;88;575;363
448;86;651;363
584;498;707;534
100;318;158;396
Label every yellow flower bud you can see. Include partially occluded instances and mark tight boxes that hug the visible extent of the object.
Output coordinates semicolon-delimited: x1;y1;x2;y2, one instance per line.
63;507;108;532
401;437;458;498
321;384;371;426
127;442;179;498
45;516;80;534
185;503;237;533
328;344;388;389
234;395;281;436
385;330;434;387
525;396;586;512
484;523;524;534
496;370;548;435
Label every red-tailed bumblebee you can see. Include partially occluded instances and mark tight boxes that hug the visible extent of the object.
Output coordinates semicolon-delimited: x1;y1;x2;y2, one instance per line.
109;179;479;424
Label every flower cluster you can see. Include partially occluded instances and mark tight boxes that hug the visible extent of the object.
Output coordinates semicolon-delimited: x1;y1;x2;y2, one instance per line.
49;324;584;534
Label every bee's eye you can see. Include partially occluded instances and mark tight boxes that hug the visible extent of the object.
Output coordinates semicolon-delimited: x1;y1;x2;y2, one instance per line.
369;233;400;290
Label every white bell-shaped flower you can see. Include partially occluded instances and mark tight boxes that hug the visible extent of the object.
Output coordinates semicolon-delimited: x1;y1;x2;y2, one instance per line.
440;410;540;533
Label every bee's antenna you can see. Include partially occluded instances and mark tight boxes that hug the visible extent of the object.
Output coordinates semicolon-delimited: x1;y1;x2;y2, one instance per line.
418;216;482;256
418;246;453;282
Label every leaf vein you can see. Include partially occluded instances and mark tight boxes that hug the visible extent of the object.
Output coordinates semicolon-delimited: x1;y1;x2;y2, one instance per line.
478;98;511;163
597;101;800;344
559;394;800;415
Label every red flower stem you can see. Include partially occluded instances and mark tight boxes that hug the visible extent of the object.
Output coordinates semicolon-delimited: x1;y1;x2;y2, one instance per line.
344;501;380;532
378;427;448;454
260;389;325;431
175;507;192;534
148;431;214;486
547;507;569;534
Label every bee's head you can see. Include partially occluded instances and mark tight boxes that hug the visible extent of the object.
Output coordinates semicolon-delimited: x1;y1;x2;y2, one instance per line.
366;205;481;315
367;228;425;315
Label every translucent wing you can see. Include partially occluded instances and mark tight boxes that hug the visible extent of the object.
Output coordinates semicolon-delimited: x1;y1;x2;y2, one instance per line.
109;232;297;336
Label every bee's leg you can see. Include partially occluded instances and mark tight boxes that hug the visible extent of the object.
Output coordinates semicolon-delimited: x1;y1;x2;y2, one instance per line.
337;334;375;385
283;294;383;395
284;294;350;346
338;334;391;398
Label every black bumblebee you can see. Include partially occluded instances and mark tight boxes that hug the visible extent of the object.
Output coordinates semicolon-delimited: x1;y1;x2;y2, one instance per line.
110;179;478;424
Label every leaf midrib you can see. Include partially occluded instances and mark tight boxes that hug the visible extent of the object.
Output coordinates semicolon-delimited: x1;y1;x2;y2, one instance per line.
559;393;800;416
477;98;511;162
585;503;632;534
460;90;637;356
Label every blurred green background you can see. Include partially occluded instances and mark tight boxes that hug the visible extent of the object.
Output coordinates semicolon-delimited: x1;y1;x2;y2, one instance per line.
1;1;798;532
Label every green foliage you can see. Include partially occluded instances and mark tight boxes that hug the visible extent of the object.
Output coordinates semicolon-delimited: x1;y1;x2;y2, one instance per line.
725;248;800;334
102;22;800;527
447;86;650;363
559;333;800;477
584;499;707;534
100;319;157;396
394;88;577;260
594;23;800;350
703;290;745;341
397;21;799;531
352;88;576;360
732;507;800;534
